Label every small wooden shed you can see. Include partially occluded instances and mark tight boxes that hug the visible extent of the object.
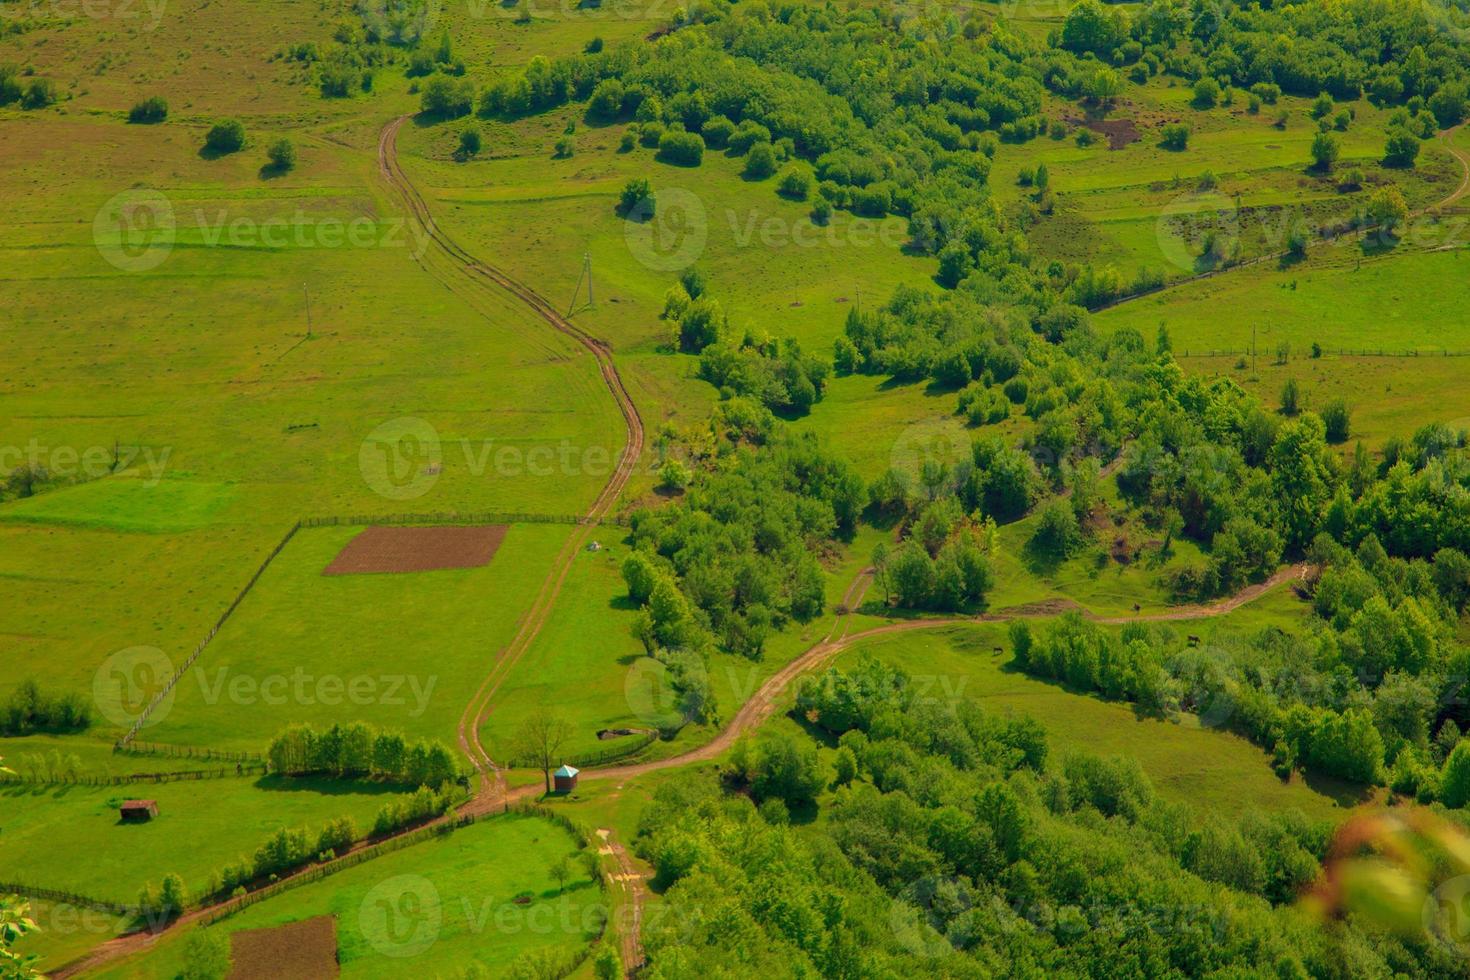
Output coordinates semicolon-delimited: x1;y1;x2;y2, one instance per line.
120;799;159;822
552;765;579;794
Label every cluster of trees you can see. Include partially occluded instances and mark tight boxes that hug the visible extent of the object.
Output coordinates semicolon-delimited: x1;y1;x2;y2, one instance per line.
624;431;863;659
872;501;996;612
1;679;90;736
635;658;1455;976
661;271;830;415
265;722;460;787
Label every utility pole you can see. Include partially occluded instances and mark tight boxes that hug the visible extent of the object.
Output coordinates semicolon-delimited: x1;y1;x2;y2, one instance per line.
1251;322;1257;381
303;284;313;340
567;253;593;316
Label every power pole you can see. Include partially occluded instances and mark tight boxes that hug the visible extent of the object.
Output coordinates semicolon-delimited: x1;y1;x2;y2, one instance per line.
1251;322;1257;381
303;284;313;339
567;253;593;315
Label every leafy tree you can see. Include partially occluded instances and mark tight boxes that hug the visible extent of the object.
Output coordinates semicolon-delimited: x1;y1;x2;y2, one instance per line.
267;139;296;172
512;710;573;794
619;177;652;217
204;119;246;154
181;928;230;980
751;735;825;807
1310;131;1339;170
656;130;703;166
1366;186;1409;234
0;896;41;980
1159;123;1189;151
1321;399;1351;443
1383;129;1420;167
1441;742;1470;808
457;126;482;159
744;141;777;179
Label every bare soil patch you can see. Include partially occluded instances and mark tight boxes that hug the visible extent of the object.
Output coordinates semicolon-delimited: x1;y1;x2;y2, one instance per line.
1072;115;1141;150
323;524;508;575
228;915;338;980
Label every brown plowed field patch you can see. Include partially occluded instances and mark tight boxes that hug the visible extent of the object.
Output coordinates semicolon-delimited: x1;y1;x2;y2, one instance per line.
323;525;508;575
227;915;338;979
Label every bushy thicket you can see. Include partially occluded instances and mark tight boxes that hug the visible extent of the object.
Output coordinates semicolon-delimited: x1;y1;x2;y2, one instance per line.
625;429;863;661
2;679;91;735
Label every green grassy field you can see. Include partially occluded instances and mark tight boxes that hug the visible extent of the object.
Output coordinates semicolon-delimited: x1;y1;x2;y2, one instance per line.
0;775;406;905
81;812;599;979
151;522;573;750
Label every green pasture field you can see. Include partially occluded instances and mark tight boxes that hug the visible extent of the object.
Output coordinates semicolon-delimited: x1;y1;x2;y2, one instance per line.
395;104;939;359
149;522;573;751
1002;81;1460;280
0;774;406;905
1177;353;1470;453
84;812;598;979
1100;241;1470;354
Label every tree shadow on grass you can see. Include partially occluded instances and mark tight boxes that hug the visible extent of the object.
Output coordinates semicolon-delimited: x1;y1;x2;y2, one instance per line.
249;774;406;797
1301;768;1378;808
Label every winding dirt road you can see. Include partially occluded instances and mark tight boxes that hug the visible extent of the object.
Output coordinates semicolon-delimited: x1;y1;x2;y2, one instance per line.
376;115;646;807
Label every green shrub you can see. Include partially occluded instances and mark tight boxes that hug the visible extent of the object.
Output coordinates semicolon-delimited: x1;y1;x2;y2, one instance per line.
204;118;246;154
267;138;296;171
128;96;168;123
657;129;704;166
1159;124;1189;151
21;79;56;110
744;141;777;179
777;167;812;200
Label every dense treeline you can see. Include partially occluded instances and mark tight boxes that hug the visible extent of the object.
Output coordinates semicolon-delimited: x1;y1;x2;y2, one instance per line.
265;722;461;787
1;679;90;735
635;658;1463;976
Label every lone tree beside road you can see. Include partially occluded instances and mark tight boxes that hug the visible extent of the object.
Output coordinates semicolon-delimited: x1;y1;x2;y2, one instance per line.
513;709;572;795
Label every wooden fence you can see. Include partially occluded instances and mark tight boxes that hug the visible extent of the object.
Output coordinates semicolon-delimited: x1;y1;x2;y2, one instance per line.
0;883;138;918
117;521;302;747
0;765;264;787
508;731;658;771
